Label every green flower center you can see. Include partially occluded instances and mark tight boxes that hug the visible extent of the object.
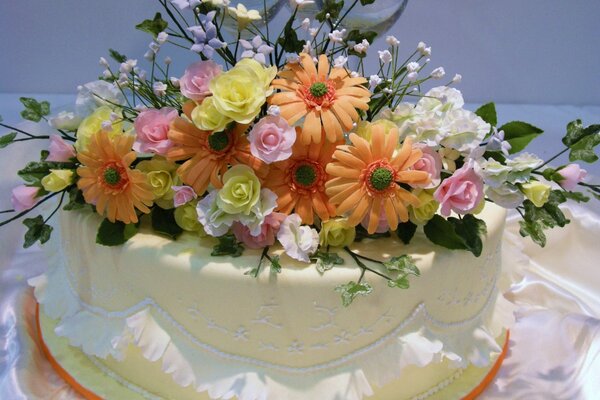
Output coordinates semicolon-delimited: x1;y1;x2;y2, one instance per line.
295;164;317;187
208;130;230;152
103;167;121;185
309;82;328;98
369;167;393;191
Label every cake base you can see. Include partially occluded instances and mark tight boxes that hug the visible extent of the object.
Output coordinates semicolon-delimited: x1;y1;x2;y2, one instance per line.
36;304;509;400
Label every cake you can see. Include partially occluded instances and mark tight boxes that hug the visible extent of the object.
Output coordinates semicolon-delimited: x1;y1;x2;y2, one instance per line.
30;201;513;400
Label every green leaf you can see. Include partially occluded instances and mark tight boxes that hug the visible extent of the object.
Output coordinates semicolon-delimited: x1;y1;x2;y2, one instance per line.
211;234;244;257
0;132;17;149
449;214;487;257
335;281;373;307
136;13;168;37
311;251;344;274
40;150;50;161
269;255;282;273
20;97;51;122
519;219;546;247
360;0;376;4
96;219;139;246
569;132;600;163
423;215;468;251
62;186;86;211
18;161;76;187
499;121;543;154
562;120;599;147
151;207;183;240
108;48;127;63
541;167;564;183
561;191;589;203
383;255;420;276
316;0;344;22
23;215;53;248
388;276;410;289
277;17;304;54
475;102;497;127
395;221;417;244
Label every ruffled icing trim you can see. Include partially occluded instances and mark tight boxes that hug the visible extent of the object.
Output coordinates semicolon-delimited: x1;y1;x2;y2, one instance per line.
29;224;520;400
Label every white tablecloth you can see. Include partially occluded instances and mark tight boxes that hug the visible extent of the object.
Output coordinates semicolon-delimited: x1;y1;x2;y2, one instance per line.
1;95;599;399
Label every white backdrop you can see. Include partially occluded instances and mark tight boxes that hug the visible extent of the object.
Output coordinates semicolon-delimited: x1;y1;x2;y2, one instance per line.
0;0;599;105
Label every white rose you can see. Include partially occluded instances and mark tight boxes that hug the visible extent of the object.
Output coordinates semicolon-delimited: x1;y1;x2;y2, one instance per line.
485;183;524;209
277;214;319;263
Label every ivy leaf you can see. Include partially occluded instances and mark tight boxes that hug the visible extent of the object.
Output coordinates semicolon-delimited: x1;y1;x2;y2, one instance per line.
449;214;487;257
311;251;344;274
388;276;410;289
499;121;543;154
562;120;600;147
518;194;571;247
561;191;589;203
335;281;373;307
0;132;17;149
108;48;127;63
423;215;487;257
20;97;50;122
136;13;168;37
269;255;282;274
475;102;497;127
96;219;139;246
23;215;53;248
423;215;468;251
569;132;600;163
62;186;86;211
383;255;420;276
396;221;417;244
212;234;244;257
151;207;183;240
40;149;50;161
315;0;344;22
519;219;546;247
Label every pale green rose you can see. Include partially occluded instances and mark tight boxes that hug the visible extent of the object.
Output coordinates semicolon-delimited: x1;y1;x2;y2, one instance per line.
217;165;261;214
479;158;511;188
75;106;122;152
41;169;74;192
174;200;206;234
319;218;356;248
137;157;178;209
355;120;397;142
520;181;551;207
191;97;232;132
409;190;439;225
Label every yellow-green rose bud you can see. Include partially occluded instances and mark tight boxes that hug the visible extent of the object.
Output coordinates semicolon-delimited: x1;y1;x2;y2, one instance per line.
191;97;232;132
355;119;396;142
520;181;551;207
137;157;178;209
174;200;205;234
319;218;356;248
409;190;439;225
217;165;261;214
76;106;122;152
41;169;74;192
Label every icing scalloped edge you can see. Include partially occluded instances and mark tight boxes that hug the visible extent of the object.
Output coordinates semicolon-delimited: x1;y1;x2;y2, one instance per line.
29;226;521;400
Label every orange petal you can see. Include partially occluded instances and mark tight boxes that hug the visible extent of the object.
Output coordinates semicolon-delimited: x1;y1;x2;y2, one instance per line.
296;195;314;225
321;109;342;142
348;133;373;163
312;192;332;222
331;102;355;131
329;183;361;204
368;197;383;234
335;187;365;215
332;150;366;170
371;127;385;160
348;196;371;226
326;164;361;179
300;53;318;80
384;197;398;231
317;54;330;81
303;111;322;144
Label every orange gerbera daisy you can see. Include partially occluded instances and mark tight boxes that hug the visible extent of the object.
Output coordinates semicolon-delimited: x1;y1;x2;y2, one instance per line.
264;129;341;225
166;116;267;195
269;53;371;145
325;126;431;234
77;132;154;224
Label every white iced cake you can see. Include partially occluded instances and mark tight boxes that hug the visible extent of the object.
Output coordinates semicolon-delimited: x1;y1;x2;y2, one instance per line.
31;202;512;400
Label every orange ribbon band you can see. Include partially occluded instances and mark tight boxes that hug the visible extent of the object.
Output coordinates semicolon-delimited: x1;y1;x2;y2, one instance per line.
36;303;510;400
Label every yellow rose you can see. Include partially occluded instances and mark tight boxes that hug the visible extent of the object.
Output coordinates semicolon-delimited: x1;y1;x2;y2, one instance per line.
191;97;232;132
137;157;178;209
217;165;261;214
319;218;356;248
355;120;397;142
174;200;205;234
235;58;277;94
520;181;551;207
76;106;122;152
41;169;74;192
409;190;439;225
209;60;275;124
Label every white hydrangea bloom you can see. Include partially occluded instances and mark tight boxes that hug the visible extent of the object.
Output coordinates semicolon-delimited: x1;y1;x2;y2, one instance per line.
406;72;418;82
386;35;400;47
430;67;445;79
406;61;420;72
506;153;543;171
333;55;348;68
485;183;524;209
479;158;512;188
417;86;465;113
353;39;370;54
277;214;319;263
157;32;169;45
452;73;462;83
440;109;490;154
153;82;168;96
378;50;392;64
328;29;347;43
417;41;431;56
369;75;383;88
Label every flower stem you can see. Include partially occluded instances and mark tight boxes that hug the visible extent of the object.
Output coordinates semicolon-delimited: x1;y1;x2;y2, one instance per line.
0;191;60;227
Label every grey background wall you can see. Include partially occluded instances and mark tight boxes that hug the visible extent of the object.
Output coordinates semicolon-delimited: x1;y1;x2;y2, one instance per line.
0;0;599;105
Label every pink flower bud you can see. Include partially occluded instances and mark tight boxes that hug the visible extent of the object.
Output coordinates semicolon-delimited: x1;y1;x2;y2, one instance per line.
11;185;39;212
558;164;587;191
46;134;76;162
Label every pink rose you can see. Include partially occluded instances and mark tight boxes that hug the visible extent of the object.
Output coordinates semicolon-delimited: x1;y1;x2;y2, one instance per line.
133;108;178;155
172;185;198;207
412;145;442;188
248;116;296;164
434;160;484;216
360;201;390;233
232;212;286;249
179;60;222;101
46;134;76;162
11;185;39;212
558;164;587;191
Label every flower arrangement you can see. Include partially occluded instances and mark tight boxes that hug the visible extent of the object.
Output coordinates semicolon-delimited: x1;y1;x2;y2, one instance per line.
1;0;599;306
